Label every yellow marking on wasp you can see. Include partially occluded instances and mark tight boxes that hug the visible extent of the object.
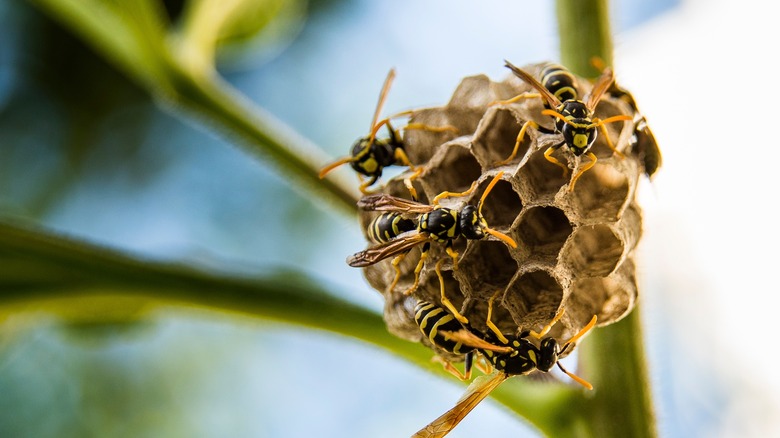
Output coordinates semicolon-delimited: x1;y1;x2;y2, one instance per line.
527;349;537;364
574;134;589;148
362;158;378;173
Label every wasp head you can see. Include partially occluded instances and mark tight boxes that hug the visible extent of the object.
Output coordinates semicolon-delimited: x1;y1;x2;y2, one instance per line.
459;204;487;240
349;136;395;177
555;101;597;156
537;337;560;372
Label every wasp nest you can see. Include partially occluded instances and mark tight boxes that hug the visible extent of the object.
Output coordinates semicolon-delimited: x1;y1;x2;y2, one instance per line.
359;64;648;356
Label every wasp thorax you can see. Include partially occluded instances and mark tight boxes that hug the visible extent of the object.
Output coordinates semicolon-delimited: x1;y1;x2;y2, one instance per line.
358;63;650;360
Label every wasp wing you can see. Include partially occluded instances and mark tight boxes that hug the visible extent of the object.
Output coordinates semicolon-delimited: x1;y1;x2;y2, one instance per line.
358;194;434;213
504;60;562;109
347;231;429;267
585;67;615;112
440;329;512;354
412;372;510;438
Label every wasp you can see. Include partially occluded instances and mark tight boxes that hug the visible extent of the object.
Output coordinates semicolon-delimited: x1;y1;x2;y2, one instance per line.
413;290;598;438
495;60;632;191
414;259;513;380
606;82;662;179
319;69;457;199
347;172;517;295
588;57;662;179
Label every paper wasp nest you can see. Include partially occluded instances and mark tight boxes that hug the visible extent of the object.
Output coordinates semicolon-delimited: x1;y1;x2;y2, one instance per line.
359;64;646;355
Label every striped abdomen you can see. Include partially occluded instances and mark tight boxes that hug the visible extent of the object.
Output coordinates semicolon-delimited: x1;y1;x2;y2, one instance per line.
367;212;415;244
540;63;578;103
414;301;475;355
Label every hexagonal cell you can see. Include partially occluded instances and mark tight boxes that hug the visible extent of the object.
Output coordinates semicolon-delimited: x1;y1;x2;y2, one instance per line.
463;292;515;335
569;260;637;327
503;269;564;329
515;143;571;200
420;143;482;196
383;292;422;342
515;206;572;257
454;240;517;297
412;262;469;322
447;74;497;109
565;161;630;222
619;203;643;253
471;107;533;167
561;224;624;278
403;108;461;164
474;177;522;230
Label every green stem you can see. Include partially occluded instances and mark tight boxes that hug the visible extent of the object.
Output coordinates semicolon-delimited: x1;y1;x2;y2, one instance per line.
26;0;360;216
576;309;657;437
0;218;579;435
556;0;613;79
163;66;360;216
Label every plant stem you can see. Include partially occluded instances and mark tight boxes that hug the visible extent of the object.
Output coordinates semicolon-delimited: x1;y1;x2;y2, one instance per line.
554;1;658;436
0;218;575;434
576;309;657;437
164;65;360;216
556;0;613;79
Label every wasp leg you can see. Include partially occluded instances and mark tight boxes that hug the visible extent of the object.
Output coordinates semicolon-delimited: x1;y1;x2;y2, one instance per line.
489;92;542;107
543;143;570;177
432;353;473;381
386;252;407;293
403;166;423;202
404;242;430;295
486;290;510;344
445;241;459;271
435;259;468;324
358;174;380;195
497;120;540;166
568;152;597;192
474;354;494;375
529;308;566;339
379;113;459;136
432;181;479;205
593;115;632;159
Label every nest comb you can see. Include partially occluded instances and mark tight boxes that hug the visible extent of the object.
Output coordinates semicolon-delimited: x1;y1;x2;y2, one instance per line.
356;63;651;357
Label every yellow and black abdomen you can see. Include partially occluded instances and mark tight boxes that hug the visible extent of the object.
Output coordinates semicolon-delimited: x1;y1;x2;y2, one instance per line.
414;301;475;355
367;212;416;244
539;63;578;103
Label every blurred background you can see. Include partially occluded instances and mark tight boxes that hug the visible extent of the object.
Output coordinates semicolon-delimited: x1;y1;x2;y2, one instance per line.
2;0;779;436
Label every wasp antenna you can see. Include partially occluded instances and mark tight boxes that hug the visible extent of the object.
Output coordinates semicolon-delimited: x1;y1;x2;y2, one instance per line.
319;156;355;178
562;315;598;351
368;68;397;144
556;361;593;390
484;227;517;249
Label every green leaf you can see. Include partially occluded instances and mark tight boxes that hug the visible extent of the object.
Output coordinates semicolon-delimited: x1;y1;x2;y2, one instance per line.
0;218;583;434
27;0;359;215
